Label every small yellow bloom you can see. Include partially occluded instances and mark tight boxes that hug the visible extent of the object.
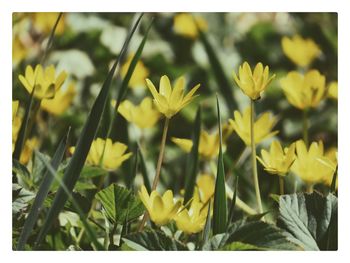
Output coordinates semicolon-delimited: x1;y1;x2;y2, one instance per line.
281;35;321;68
20;137;39;165
175;196;208;234
19;64;67;99
116;97;161;129
31;12;66;35
146;75;200;119
257;141;296;176
173;13;208;39
280;70;326;110
328;81;338;100
120;54;150;89
318;147;338;188
233;62;275;100
291;140;334;185
171;130;220;159
229;107;278;146
12;101;22;152
41;83;76;115
196;174;215;203
69;138;132;171
138;185;182;226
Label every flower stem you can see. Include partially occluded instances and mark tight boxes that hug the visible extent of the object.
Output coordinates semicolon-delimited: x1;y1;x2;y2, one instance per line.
306;184;314;193
138;117;170;231
303;109;309;147
250;100;263;216
279;176;284;195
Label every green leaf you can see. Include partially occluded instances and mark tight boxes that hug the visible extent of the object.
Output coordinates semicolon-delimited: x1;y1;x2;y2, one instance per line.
184;106;201;203
212;96;227;235
227;173;239;226
95;183;144;224
221;242;262;251
201;199;212;248
122;230;188;251
17;131;69;250
80;166;108;179
197;27;237;112
12;159;30;181
34;14;144;247
204;219;301;251
277;192;338;251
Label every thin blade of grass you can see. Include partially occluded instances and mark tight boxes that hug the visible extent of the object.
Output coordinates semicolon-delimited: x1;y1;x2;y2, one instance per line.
212;95;227;235
127;146;139;190
138;144;151;193
227;173;239;228
34;151;103;250
17;128;70;250
330;165;338;193
201;200;212;249
34;13;144;247
197;28;237;112
184;106;201;203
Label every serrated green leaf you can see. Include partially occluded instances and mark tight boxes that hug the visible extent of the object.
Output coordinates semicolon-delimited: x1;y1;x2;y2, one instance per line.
122;230;188;251
277;192;338;251
184;106;201;203
212;96;227;235
221;241;262;251
95;184;144;224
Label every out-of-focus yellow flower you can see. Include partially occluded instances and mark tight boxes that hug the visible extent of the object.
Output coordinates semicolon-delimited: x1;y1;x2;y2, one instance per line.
69;138;132;171
19;64;67;99
229;107;278;146
173;13;208;39
120;54;150;89
281;35;321;68
318;147;338;188
175;195;208;234
116;97;161;129
257;141;296;176
41;83;76;115
291;140;334;185
328;81;338;100
280;70;326;110
31;12;66;35
196;174;215;203
13;36;28;65
138;185;182;226
146;75;200;119
12;101;22;152
20;137;39;164
232;62;275;100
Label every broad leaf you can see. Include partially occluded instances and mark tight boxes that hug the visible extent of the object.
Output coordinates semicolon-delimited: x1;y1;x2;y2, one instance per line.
277;192;338;251
95;184;144;224
122;230;188;251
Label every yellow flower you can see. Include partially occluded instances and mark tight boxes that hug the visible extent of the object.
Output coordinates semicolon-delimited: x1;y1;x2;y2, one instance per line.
20;137;39;165
175;196;208;234
196;174;215;203
318;147;338;188
171;130;220;159
228;107;278;146
257;140;296;176
138;185;182;226
280;70;326;110
120;54;150;89
328;81;338;100
146;75;200;119
281;35;321;68
173;13;208;39
116;97;161;129
19;64;67;99
12;101;22;152
31;12;66;35
41;83;76;115
69;138;132;171
232;62;275;100
291;140;334;185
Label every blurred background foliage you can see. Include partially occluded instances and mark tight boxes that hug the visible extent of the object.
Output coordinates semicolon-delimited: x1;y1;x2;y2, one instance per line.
12;12;337;247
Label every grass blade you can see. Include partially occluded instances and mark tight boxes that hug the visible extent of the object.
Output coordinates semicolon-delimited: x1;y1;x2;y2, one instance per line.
212;95;227;235
34;151;103;250
34;13;144;247
197;28;237;112
127;146;139;190
138;145;151;193
227;173;239;228
184;106;201;203
330;165;338;193
201;200;212;249
17;129;70;250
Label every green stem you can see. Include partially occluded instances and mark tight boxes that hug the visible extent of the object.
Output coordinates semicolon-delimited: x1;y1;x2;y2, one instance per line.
250;100;263;216
138;117;170;231
306;184;314;193
279;176;284;195
303;109;309;147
